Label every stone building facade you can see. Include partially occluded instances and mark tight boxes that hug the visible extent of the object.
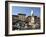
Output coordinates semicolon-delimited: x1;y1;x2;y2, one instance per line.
12;13;40;30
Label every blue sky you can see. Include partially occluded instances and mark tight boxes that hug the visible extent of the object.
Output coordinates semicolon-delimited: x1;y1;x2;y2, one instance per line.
12;6;40;17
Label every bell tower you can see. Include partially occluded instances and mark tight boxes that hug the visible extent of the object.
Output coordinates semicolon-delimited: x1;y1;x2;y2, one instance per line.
30;10;35;28
31;10;35;24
